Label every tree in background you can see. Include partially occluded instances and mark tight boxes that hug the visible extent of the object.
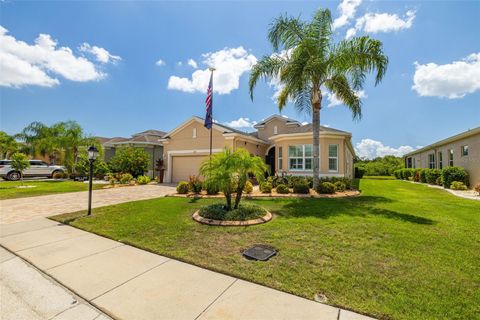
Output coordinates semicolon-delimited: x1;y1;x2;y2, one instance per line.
10;152;30;186
249;8;388;189
108;147;150;177
355;155;404;176
0;131;19;159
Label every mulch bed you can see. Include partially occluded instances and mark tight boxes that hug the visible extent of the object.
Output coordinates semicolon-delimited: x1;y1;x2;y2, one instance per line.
192;210;273;226
168;190;360;199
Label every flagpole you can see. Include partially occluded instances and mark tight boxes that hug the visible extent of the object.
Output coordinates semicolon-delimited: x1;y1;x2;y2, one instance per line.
209;67;215;159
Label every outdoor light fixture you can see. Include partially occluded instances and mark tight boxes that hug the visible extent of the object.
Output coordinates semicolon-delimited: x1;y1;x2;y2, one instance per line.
87;145;99;216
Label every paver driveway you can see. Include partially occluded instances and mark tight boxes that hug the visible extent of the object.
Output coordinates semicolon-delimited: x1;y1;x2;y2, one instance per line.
0;184;176;224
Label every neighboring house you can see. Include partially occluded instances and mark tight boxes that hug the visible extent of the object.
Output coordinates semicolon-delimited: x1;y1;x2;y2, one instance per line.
98;129;166;178
161;115;355;183
404;126;480;187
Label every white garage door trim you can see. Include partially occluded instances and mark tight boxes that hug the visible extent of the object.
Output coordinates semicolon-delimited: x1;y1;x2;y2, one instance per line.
166;149;223;183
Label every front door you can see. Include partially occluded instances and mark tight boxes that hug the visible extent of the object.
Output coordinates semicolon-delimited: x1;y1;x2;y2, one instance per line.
265;147;276;176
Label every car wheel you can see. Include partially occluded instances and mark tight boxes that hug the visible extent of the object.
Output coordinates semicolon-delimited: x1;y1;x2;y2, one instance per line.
51;170;63;178
7;171;21;181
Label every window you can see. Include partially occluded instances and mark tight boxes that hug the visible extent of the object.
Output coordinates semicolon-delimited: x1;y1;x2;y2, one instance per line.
438;151;443;169
428;153;435;169
274;126;278;135
406;157;412;168
449;149;454;166
288;145;312;171
461;145;469;156
192;128;197;138
278;147;283;170
328;145;338;171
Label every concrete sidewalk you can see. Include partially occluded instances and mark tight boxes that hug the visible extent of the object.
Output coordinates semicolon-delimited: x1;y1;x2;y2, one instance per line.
0;218;374;320
0;184;176;224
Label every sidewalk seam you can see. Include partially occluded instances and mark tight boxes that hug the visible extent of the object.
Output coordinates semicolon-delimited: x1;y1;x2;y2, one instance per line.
90;258;171;301
194;278;238;320
0;222;61;238
4;232;90;252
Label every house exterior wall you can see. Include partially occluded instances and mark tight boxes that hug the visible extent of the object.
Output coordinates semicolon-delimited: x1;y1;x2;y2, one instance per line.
273;135;351;177
405;132;480;187
256;118;292;140
233;139;267;157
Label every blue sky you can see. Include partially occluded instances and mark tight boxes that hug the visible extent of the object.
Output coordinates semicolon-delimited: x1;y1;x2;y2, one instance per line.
1;0;479;158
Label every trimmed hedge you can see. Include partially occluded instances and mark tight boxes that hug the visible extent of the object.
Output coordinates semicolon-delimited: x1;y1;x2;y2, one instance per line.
176;181;189;194
442;167;469;188
316;182;336;194
276;184;290;194
260;182;272;193
293;181;310;194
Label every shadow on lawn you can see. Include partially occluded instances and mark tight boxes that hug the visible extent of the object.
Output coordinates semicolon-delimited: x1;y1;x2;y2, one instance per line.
256;196;435;225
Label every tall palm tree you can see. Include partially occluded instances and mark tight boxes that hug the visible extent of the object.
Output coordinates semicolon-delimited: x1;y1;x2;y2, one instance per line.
249;9;388;188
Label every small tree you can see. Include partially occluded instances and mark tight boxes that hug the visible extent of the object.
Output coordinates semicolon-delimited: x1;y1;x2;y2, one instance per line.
199;148;267;210
10;152;30;185
108;147;150;177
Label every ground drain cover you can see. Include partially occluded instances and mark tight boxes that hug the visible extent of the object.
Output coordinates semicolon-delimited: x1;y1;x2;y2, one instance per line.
242;244;277;261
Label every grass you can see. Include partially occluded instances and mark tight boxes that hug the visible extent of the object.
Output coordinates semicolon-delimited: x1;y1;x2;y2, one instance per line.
51;179;480;320
0;180;104;200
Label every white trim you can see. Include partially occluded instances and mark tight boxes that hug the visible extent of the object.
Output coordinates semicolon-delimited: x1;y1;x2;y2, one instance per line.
269;132;351;141
166;149;223;183
286;172;346;177
253;114;301;129
193;127;197;138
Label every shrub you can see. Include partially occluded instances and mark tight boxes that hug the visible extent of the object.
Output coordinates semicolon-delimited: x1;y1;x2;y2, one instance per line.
137;175;151;185
243;180;254;194
354;166;365;178
334;181;346;192
413;169;421;182
188;175;203;194
450;181;467;191
442;166;469;189
293;181;310;194
419;169;427;183
402;168;415;180
108;147;150;177
176;181;189;194
316;182;336;194
94;161;111;179
119;173;133;184
393;170;401;179
276;183;289;194
203;180;219;195
198;202;266;221
259;182;272;193
424;169;442;185
435;176;443;186
287;176;308;188
474;184;480;196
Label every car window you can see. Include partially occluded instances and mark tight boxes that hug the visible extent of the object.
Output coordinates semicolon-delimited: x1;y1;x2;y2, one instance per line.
30;161;42;166
0;160;12;165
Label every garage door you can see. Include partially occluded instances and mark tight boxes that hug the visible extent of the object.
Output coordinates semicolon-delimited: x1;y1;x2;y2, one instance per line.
171;155;208;183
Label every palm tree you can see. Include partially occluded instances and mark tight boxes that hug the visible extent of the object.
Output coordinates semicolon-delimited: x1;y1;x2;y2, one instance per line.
200;148;267;210
249;9;388;188
0;131;19;159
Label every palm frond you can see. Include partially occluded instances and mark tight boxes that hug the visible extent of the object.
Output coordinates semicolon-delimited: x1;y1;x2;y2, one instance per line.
324;75;362;120
268;14;305;51
249;55;287;100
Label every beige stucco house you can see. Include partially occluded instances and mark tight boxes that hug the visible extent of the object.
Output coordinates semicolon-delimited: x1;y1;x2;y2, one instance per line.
160;115;355;183
404;126;480;187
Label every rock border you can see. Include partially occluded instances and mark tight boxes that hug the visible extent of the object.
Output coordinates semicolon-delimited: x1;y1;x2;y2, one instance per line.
169;190;360;199
192;210;273;226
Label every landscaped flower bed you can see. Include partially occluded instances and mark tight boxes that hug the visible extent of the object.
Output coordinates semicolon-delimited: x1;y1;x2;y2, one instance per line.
193;202;272;226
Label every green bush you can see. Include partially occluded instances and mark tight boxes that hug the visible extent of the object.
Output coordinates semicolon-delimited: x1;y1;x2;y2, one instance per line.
108;147;150;177
198;202;266;221
316;182;336;194
287;176;307;188
413;169;421;182
334;181;346;192
435;176;443;186
425;169;442;185
450;181;467;190
276;183;289;194
243;180;253;194
188;175;203;194
402;168;415;180
176;181;189;194
354;166;366;178
393;170;401;179
137;175;151;185
442;167;469;188
204;180;219;195
259;182;272;193
293;181;310;194
419;169;427;183
119;173;133;184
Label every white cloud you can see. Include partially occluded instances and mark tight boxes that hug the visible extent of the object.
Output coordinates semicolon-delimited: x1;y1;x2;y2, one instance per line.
155;59;166;66
412;53;480;99
324;90;367;107
0;25;110;88
347;10;415;38
224;117;257;129
355;138;417;159
79;43;121;64
168;46;257;95
333;0;362;30
177;61;183;66
187;58;198;69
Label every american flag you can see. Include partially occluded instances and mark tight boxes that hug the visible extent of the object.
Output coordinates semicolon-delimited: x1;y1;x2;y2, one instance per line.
204;72;213;129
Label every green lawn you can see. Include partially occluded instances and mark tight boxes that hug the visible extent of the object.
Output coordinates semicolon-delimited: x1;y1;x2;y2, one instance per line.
51;179;480;320
0;180;104;200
